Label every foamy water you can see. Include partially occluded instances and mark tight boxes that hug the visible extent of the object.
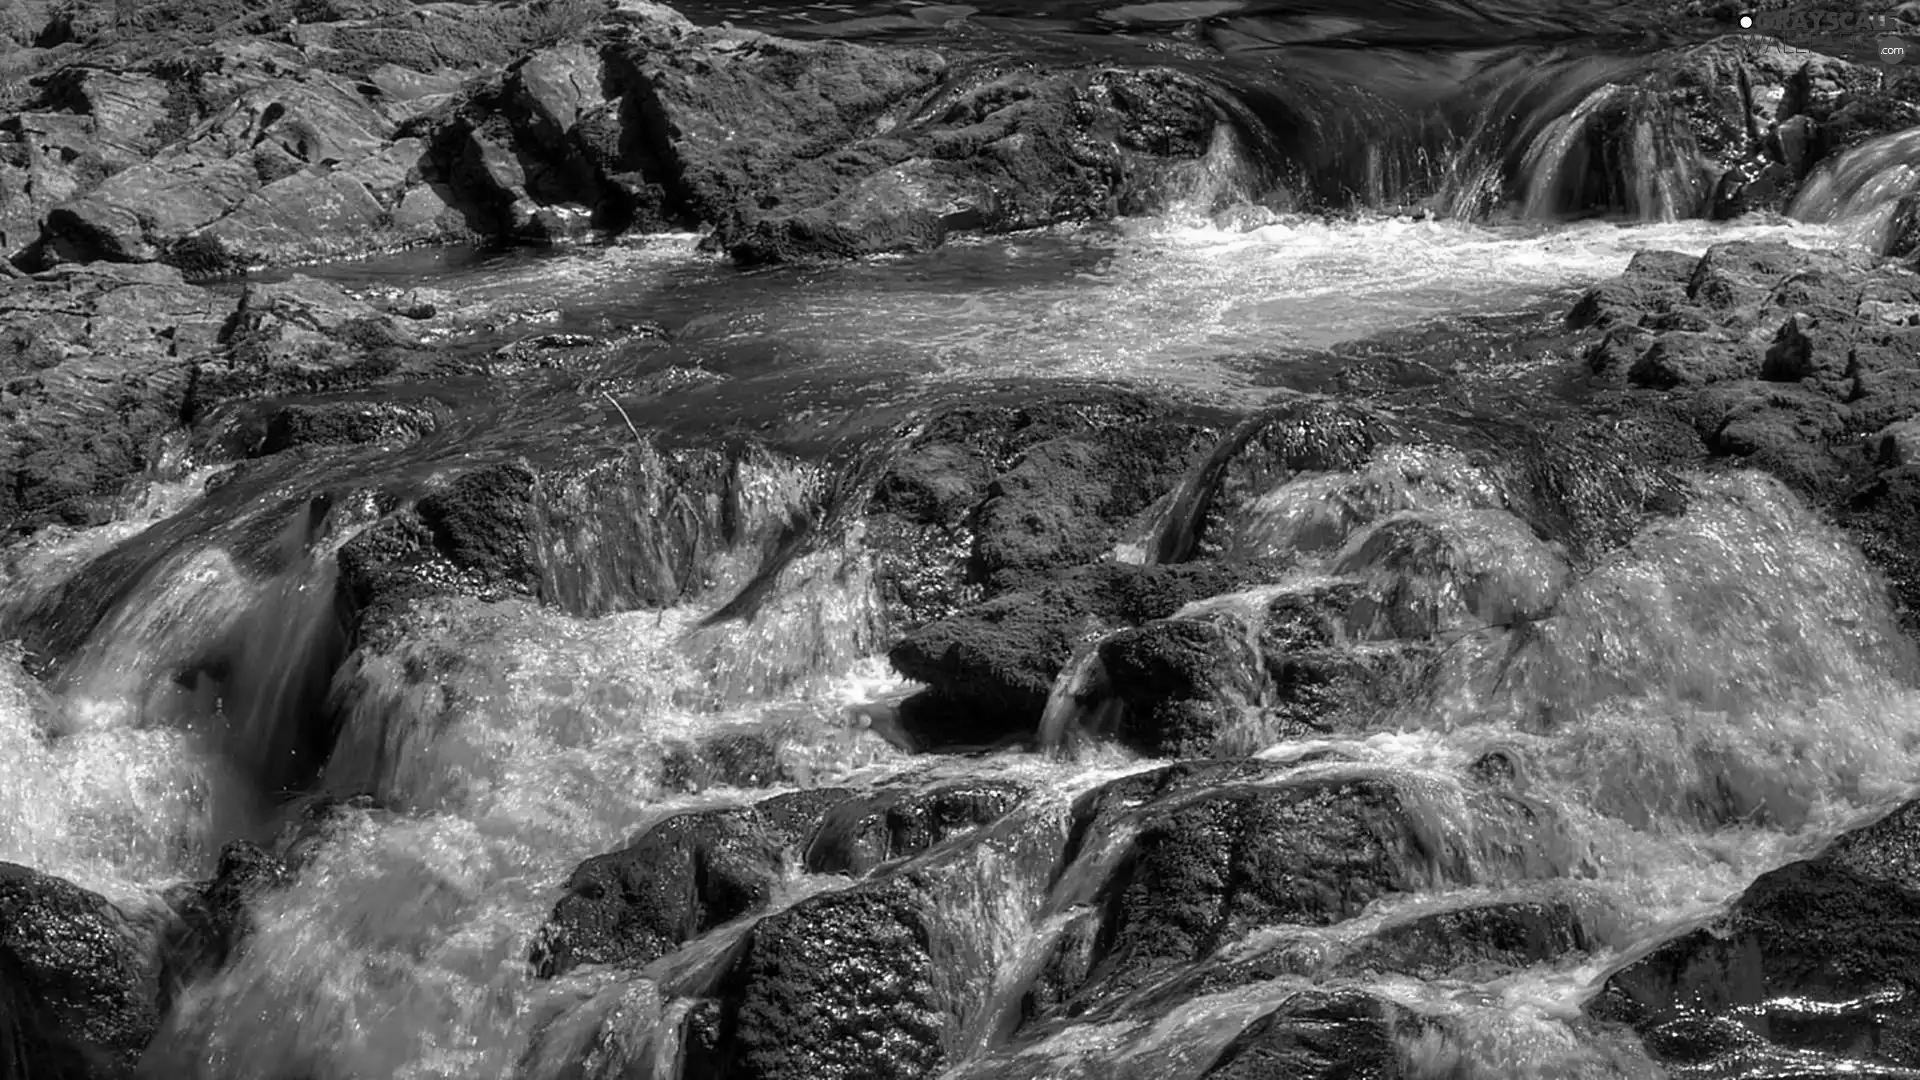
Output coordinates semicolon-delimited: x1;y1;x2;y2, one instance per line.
4;196;1918;1078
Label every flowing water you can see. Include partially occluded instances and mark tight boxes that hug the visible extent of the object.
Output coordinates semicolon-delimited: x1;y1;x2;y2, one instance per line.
7;2;1920;1077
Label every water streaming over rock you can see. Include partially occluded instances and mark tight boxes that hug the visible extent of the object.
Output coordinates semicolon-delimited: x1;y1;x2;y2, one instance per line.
10;2;1920;1076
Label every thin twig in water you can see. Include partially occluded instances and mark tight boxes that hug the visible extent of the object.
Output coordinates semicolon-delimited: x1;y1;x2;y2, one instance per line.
601;389;642;443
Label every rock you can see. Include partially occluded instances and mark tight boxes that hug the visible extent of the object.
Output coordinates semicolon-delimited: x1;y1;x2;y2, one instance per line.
714;881;951;1078
159;840;294;1001
1561;239;1920;627
1876;420;1920;468
974;425;1216;586
1590;797;1920;1074
0;262;235;530
335;436;818;618
703;800;1066;1080
1094;612;1267;757
886;561;1278;746
1338;898;1596;980
35;62;428;270
1627;330;1755;387
530;807;788;977
0;862;161;1080
1567;249;1697;331
1200;990;1421;1080
864;390;1216;629
254;397;450;454
1029;761;1558;1022
659;729;787;793
803;779;1027;877
600;29;1238;262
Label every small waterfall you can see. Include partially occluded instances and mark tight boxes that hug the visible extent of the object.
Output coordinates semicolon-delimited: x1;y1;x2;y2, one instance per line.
1788;125;1920;251
54;500;354;799
1184;39;1704;223
1036;648;1124;757
1517;83;1705;222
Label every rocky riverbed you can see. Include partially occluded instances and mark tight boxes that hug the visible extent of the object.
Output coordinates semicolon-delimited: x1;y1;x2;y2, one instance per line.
9;0;1920;1078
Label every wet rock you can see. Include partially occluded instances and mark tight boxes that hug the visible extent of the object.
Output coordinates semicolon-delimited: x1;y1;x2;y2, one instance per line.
0;262;235;530
1159;400;1392;565
1262;640;1436;740
866;391;1218;628
531;807;786;978
1095;613;1267;757
159;840;294;1001
726;65;1231;263
1567;249;1697;331
1339;899;1595;980
711;881;950;1079
529;787;861;980
13;0;624;272
1332;509;1569;639
609;27;1235;263
1534;37;1845;219
1495;423;1694;566
336;437;816;617
1843;467;1920;629
887;561;1278;745
705;801;1066;1080
1565;240;1920;627
1200;990;1420;1080
973;421;1214;586
0;862;161;1080
660;729;787;793
1687;240;1868;313
37;62;422;270
254;397;451;454
1032;764;1519;1020
1627;330;1755;387
1590;797;1920;1073
803;779;1027;877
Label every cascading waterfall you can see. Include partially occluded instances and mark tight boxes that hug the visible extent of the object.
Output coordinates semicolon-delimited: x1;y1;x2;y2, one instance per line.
1789;125;1920;250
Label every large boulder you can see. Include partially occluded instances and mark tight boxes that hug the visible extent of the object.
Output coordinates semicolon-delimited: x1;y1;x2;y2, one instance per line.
0;862;162;1080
